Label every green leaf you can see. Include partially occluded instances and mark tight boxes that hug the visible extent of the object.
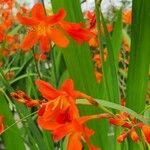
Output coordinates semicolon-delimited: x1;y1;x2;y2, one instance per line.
0;92;25;150
126;0;150;113
51;0;109;149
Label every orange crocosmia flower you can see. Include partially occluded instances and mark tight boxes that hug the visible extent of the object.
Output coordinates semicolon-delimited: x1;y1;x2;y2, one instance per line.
123;10;132;25
16;3;69;52
141;125;150;144
0;115;4;134
11;90;42;107
35;79;97;105
52;114;108;150
37;101;79;131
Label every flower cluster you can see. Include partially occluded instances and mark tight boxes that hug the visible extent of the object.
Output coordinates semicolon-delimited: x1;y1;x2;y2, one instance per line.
11;79;110;150
109;112;150;143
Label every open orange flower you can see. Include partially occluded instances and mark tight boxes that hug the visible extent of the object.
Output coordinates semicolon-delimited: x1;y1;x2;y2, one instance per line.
36;79;97;130
0;115;4;134
16;3;69;52
37;101;79;131
52;114;109;150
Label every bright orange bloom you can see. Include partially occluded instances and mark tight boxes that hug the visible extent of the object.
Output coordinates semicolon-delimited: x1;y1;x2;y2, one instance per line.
16;3;69;52
36;79;98;130
0;115;4;134
37;101;79;131
123;10;132;25
52;114;108;150
11;90;42;107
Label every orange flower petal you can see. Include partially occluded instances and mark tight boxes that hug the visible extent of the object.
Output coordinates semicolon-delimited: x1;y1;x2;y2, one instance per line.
22;31;38;51
38;116;61;130
16;13;39;26
60;79;74;95
48;28;69;48
52;124;71;141
35;80;59;100
67;133;82;150
39;36;50;52
46;9;66;25
31;3;46;20
60;21;93;44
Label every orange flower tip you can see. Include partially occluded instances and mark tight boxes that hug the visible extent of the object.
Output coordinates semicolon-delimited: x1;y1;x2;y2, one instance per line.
117;132;128;143
130;129;139;142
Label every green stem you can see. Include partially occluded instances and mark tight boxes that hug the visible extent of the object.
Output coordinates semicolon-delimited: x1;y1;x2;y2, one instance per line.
1;111;37;135
94;0;111;100
32;48;42;79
